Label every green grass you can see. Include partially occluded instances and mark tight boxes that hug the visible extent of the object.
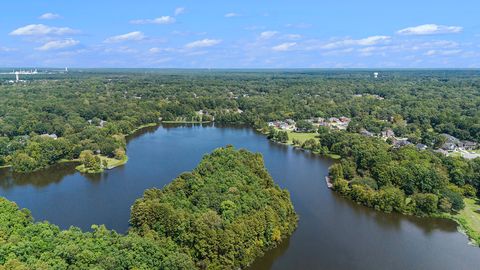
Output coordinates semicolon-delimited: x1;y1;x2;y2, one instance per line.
75;155;128;174
286;131;318;144
448;151;462;157
456;198;480;245
441;198;480;246
129;123;158;135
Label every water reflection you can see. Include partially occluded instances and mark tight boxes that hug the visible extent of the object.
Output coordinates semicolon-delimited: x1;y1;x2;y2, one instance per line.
0;124;478;270
0;162;79;190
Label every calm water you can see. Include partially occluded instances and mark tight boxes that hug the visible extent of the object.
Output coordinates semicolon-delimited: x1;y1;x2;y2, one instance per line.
1;124;479;270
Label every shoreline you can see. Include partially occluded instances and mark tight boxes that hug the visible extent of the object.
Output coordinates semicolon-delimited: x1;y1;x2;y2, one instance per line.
260;128;480;248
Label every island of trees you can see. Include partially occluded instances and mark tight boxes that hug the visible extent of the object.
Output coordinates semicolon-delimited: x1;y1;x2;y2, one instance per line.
0;146;297;269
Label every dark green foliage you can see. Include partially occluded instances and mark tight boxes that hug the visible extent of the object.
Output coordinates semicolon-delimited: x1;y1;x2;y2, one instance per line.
0;147;296;269
130;146;298;269
350;177;378;190
296;120;314;132
325;131;470;216
412;193;439;216
441;189;465;211
268;128;289;143
2;70;478;174
0;197;194;270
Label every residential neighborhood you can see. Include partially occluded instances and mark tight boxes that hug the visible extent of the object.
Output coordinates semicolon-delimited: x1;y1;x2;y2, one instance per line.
268;116;352;132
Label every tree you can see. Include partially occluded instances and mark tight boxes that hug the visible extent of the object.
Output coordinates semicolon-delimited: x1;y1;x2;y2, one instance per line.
296;120;314;132
412;193;438;216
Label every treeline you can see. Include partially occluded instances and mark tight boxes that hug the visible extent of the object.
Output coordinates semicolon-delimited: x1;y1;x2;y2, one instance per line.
1;70;479;172
0;147;297;269
316;130;480;215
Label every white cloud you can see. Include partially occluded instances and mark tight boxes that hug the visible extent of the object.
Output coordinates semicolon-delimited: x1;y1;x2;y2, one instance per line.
259;31;279;40
104;46;138;54
272;42;296;51
10;24;78;36
397;24;463;35
225;12;240;18
149;47;175;53
0;47;17;52
36;39;79;51
321;36;391;49
284;34;302;40
174;7;185;16
285;23;312;29
425;49;462;56
39;13;61;20
185;39;222;49
130;16;175;25
149;47;162;53
104;31;145;43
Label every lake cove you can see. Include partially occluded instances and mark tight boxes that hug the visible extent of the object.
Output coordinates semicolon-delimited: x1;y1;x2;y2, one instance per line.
1;124;480;270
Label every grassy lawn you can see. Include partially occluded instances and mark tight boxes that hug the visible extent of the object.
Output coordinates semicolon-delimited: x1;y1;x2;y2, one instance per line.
448;151;462;157
447;198;480;246
75;155;128;174
286;131;317;144
129;123;158;135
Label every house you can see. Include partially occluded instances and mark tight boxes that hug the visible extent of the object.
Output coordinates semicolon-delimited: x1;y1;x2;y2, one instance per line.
41;133;58;140
285;119;296;125
360;128;374;137
328;117;340;123
313;117;325;123
381;129;395;138
279;123;289;130
441;142;456;151
339;116;351;123
393;138;411;148
460;141;477;150
441;134;460;144
416;143;428;151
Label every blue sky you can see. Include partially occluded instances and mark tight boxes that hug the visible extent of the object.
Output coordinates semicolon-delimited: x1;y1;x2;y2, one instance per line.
1;0;479;68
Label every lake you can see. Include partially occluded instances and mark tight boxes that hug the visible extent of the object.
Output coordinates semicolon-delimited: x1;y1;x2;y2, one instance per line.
1;124;479;270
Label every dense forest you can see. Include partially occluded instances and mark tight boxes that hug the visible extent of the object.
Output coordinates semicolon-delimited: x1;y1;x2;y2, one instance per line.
318;130;480;215
0;146;297;269
0;70;478;173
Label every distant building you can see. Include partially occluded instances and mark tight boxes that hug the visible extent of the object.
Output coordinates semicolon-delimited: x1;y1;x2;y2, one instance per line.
373;72;379;78
360;129;374;137
441;142;456;151
41;133;58;140
441;133;460;144
460;141;477;150
393;138;411;148
416;143;428;151
381;129;395;138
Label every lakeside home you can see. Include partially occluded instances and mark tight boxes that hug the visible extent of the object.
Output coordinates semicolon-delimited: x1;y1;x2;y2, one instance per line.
268;116;352;132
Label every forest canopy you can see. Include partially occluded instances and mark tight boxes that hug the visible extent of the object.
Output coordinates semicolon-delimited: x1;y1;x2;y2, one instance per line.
0;146;297;269
0;70;479;172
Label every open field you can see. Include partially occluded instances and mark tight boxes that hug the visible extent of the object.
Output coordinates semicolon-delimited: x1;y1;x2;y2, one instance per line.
75;155;128;174
286;131;318;144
